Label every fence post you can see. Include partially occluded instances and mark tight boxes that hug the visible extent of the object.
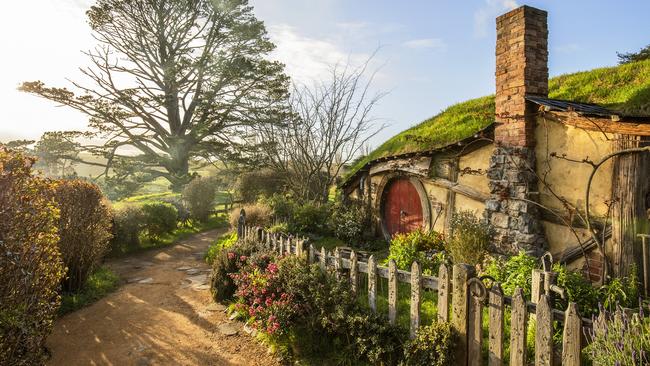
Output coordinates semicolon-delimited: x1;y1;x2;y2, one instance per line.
265;231;271;249
531;269;544;304
452;264;474;366
561;303;582;366
256;227;263;243
509;287;527;366
320;247;327;271
278;237;284;255
350;250;358;295
368;255;377;312
410;261;421;339
488;283;504;366
334;248;342;279
285;237;292;255
468;278;486;366
437;263;450;323
535;294;554;366
388;259;398;325
309;244;315;264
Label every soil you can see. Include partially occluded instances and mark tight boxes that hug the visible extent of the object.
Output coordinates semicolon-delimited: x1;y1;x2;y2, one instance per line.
46;229;280;366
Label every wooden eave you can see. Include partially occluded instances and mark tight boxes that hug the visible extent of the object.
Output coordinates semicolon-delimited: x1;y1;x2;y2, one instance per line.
544;111;650;136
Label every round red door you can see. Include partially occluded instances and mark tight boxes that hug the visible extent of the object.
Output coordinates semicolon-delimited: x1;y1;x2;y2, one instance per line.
383;179;424;237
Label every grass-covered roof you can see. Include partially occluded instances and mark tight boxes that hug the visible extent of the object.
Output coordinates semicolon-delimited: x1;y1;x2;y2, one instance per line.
347;60;650;178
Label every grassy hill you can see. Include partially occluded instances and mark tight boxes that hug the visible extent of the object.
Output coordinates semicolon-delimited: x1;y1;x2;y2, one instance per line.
347;60;650;178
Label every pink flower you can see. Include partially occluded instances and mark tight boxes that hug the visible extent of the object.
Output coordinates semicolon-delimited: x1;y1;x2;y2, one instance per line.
267;263;278;274
239;255;248;262
227;252;235;260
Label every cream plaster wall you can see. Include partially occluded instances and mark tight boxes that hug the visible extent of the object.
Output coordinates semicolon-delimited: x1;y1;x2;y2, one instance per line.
458;144;494;196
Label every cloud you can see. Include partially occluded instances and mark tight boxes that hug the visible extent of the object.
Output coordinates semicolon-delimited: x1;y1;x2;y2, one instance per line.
474;0;519;38
267;24;369;84
402;38;446;50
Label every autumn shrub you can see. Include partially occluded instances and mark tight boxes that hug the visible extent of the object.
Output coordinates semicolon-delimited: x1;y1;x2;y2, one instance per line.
210;237;261;302
229;202;272;228
110;204;145;253
0;148;65;366
141;201;178;238
182;177;216;221
446;210;491;266
403;322;456;366
387;229;447;275
584;307;650;365
54;179;113;292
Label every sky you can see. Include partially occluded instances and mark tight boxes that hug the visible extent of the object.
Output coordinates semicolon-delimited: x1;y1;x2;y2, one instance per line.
1;0;649;150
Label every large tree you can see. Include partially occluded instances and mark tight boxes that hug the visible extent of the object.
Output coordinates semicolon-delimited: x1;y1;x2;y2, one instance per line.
20;0;289;190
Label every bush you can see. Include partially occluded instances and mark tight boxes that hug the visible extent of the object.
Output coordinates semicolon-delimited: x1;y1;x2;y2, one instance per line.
205;231;238;264
289;201;331;235
387;229;447;275
210;238;261;302
236;169;285;202
0;148;65;366
584;307;650;365
403;322;456;366
54;179;113;292
182;177;216;221
267;222;289;235
446;210;491;265
229;203;272;228
141;202;178;238
265;194;295;221
328;201;369;242
484;251;538;300
110;204;145;253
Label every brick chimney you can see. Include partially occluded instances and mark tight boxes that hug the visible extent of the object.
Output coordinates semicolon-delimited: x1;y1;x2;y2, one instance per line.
486;5;548;255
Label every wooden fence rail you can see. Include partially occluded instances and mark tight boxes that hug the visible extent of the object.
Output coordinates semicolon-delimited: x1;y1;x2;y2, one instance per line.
241;225;591;366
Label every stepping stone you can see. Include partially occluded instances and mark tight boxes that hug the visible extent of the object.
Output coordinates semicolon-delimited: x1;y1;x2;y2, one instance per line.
137;277;154;284
133;261;154;269
205;303;226;312
192;284;210;291
186;274;208;285
186;268;201;275
127;277;145;284
243;324;257;336
176;266;192;271
217;323;238;336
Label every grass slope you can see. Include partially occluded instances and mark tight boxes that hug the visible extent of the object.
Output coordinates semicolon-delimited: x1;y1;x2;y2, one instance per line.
348;60;650;178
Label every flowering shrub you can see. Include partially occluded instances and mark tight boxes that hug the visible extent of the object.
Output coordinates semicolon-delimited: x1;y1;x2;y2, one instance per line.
584;306;650;365
387;229;447;275
446;210;491;265
205;231;238;264
209;238;260;302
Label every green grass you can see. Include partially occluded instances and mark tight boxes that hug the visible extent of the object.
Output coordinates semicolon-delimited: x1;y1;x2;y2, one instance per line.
108;214;229;257
59;266;120;315
347;60;650;179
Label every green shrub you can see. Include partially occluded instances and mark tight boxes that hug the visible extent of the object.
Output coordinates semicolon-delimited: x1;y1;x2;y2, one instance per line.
110;204;145;252
328;201;368;242
54;179;113;292
229;203;272;228
584;308;650;365
141;201;178;238
236;169;285;202
600;265;639;310
209;238;260;302
264;193;296;221
552;263;600;317
403;322;456;366
289;201;331;235
446;210;491;266
0;148;65;366
387;229;447;275
267;222;289;235
182;177;216;221
484;251;538;300
205;231;238;264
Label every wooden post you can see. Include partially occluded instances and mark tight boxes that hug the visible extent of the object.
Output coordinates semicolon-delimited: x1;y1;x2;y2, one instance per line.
535;294;554;366
531;269;544;304
334;248;342;279
388;259;398;325
368;255;377;312
438;263;450;323
561;303;582;366
468;278;486;366
488;283;504;366
509;288;527;366
410;261;421;339
639;234;650;297
285;237;291;255
319;247;327;271
452;264;475;365
350;250;358;295
309;244;315;264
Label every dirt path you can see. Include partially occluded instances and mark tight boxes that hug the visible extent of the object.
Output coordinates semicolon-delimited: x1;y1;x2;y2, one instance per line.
47;229;280;366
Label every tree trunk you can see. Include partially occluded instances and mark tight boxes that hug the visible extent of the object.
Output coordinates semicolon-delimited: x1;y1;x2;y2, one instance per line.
609;135;650;278
167;138;192;192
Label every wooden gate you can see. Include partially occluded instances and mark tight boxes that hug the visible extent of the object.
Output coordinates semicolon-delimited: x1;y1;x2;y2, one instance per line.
383;178;423;236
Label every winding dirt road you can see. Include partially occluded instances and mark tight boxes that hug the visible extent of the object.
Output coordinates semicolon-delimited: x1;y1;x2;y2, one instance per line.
47;229;279;366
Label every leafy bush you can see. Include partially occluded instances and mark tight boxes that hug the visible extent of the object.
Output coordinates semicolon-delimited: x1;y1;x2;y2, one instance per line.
229;203;272;229
584;307;650;365
267;222;289;235
328;201;368;242
552;263;600;317
387;229;447;275
141;201;178;238
446;210;491;265
210;237;261;302
182;177;216;221
289;201;330;235
599;265;639;310
236;169;285;202
403;322;456;366
484;251;538;300
110;204;145;253
0;148;65;366
205;231;238;264
54;179;113;292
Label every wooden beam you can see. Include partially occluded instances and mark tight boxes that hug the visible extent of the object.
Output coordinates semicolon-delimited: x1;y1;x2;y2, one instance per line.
546;111;650;136
429;177;490;203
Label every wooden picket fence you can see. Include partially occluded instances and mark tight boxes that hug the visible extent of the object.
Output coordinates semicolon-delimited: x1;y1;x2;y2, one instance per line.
239;225;594;366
